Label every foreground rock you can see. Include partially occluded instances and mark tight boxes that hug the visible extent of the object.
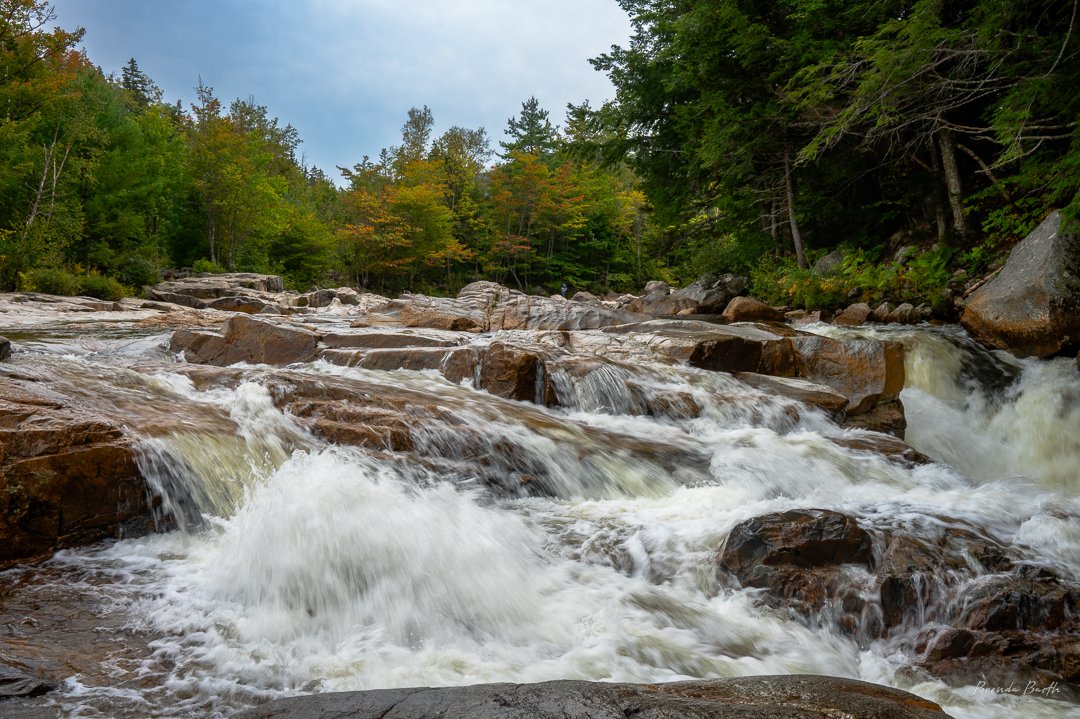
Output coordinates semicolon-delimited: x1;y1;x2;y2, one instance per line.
717;509;1080;695
961;210;1080;357
234;675;951;719
0;375;151;567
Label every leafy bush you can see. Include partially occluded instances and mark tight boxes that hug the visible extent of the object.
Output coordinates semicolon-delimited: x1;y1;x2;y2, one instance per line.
78;273;127;301
21;268;81;296
750;243;959;310
118;255;162;288
192;258;225;274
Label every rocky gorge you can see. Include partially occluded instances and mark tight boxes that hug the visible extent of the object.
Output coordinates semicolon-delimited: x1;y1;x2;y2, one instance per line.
0;242;1078;718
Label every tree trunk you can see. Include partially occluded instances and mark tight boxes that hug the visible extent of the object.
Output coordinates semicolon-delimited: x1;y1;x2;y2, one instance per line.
937;127;967;238
929;143;948;242
783;147;807;269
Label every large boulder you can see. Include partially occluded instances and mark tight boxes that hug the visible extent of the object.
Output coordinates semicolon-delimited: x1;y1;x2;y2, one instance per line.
835;302;871;326
717;510;874;621
718;509;1080;693
233;675;952;719
721;296;785;323
961;210;1080;357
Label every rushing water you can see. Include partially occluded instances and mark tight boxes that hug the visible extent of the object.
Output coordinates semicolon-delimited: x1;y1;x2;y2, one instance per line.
2;322;1079;719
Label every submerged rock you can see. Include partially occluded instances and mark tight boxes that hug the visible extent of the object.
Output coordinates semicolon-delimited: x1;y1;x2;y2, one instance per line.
233;675;951;719
961;210;1080;357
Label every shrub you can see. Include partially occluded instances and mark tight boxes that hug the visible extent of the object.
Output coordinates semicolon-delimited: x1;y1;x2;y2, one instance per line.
78;273;127;301
118;255;162;288
21;267;81;296
192;258;225;274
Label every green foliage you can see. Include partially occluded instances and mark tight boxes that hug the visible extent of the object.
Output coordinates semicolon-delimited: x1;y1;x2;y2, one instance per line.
751;243;964;311
20;267;81;296
77;272;127;300
192;258;225;274
117;255;162;288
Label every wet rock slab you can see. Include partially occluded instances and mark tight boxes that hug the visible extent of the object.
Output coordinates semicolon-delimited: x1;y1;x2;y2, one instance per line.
234;675;952;719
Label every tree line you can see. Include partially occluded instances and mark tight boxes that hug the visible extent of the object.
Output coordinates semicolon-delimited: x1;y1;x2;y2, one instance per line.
589;0;1079;306
2;0;1077;306
0;1;658;299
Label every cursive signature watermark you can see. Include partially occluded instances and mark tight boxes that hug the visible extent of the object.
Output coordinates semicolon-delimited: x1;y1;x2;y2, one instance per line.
972;680;1062;698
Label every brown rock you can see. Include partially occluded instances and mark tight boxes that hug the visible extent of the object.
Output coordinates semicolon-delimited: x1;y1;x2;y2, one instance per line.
835;302;872;326
887;303;919;324
872;302;892;322
735;372;848;415
961;210;1080;358
717;510;874;625
795;310;826;324
0;663;56;697
0;336;10;361
477;342;544;403
718;509;873;584
206;295;277;314
170;316;321;366
0;388;151;567
721;296;785;323
387;295;486;332
827;432;930;467
842;399;907;437
790;335;905;415
321;347;478;383
322;329;466;350
877;529;1013;630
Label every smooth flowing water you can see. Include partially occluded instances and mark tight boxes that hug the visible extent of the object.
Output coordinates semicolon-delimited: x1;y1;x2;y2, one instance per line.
2;322;1078;719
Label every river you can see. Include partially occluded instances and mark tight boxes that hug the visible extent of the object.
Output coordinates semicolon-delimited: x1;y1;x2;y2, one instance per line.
2;319;1078;719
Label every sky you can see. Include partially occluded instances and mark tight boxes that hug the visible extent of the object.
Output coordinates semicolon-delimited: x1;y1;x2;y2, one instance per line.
50;0;633;182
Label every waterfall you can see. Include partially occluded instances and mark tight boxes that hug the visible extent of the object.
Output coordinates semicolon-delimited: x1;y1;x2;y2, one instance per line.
5;324;1079;719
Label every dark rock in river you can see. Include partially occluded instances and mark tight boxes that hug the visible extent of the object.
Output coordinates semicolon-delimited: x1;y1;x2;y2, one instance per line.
233;675;952;719
0;335;10;361
0;663;56;698
961;210;1080;357
718;508;1080;693
717;510;874;620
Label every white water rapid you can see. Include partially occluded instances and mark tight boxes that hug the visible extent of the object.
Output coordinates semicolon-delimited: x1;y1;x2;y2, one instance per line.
4;323;1079;719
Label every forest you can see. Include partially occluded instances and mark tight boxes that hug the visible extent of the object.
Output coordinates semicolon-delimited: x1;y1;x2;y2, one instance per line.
1;0;1077;308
